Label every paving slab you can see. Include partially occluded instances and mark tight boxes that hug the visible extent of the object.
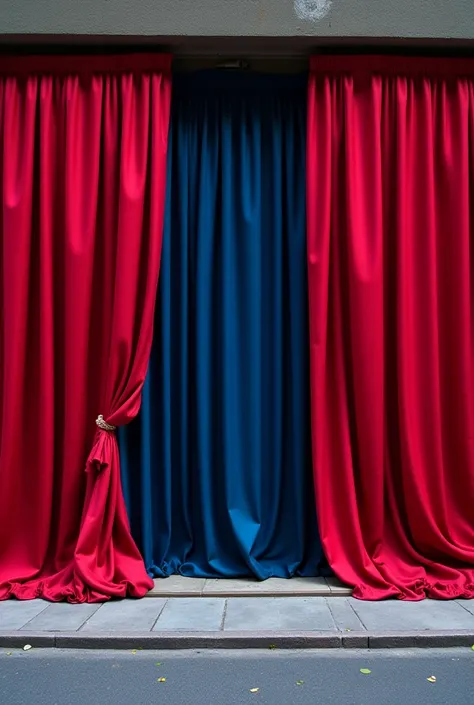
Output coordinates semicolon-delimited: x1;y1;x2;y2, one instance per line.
350;597;474;631
203;577;336;597
224;597;335;631
21;602;101;632
148;577;205;597
80;599;167;632
325;597;364;632
456;600;474;618
0;600;49;630
325;576;352;594
154;598;224;631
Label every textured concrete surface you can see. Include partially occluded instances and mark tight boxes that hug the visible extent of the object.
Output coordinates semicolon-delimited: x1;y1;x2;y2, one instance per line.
0;601;50;630
1;596;474;651
149;576;206;597
152;598;225;631
325;576;353;595
0;0;473;39
224;597;336;631
19;602;100;632
2;648;474;705
351;598;474;632
80;598;167;632
5;630;474;651
148;576;350;597
326;597;365;632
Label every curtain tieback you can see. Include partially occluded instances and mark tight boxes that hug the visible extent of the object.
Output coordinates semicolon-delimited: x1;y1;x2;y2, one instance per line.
96;414;116;432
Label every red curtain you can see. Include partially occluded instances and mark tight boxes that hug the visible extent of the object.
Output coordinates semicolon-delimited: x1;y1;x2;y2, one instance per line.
307;55;474;600
0;54;171;602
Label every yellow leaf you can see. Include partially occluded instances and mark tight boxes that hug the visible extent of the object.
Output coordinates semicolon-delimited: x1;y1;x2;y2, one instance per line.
360;668;371;675
155;662;162;666
6;652;11;656
157;678;167;683
471;645;474;651
296;680;304;686
131;650;137;655
250;688;260;693
427;676;437;683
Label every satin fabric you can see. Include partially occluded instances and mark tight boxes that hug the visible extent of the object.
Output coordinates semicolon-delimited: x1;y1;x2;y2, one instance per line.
0;54;171;601
120;72;327;579
307;55;474;600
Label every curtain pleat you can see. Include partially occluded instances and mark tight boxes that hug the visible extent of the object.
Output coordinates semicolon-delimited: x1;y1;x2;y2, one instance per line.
307;55;474;600
121;72;327;579
0;54;171;602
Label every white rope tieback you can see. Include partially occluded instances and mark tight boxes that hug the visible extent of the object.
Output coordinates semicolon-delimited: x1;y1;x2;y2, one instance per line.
96;415;116;432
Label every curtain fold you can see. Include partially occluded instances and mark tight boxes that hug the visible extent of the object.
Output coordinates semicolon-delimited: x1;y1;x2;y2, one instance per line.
307;55;474;600
120;72;327;579
0;54;172;602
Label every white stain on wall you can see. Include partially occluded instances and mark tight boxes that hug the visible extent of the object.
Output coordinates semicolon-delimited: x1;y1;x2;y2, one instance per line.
294;0;332;21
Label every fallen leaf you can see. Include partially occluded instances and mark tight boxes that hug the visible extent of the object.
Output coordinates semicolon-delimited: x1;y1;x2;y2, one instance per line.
296;680;304;686
360;668;371;675
131;650;137;655
268;645;277;650
157;678;167;683
427;676;437;683
23;645;32;652
471;645;474;651
345;629;351;632
155;662;162;666
249;688;259;693
6;652;11;656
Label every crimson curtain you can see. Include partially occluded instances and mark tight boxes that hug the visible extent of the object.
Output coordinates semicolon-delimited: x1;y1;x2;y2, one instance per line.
0;54;171;602
307;55;474;600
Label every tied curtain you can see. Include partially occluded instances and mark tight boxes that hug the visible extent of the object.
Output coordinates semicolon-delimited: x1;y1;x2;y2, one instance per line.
0;54;171;602
307;55;474;600
120;72;327;579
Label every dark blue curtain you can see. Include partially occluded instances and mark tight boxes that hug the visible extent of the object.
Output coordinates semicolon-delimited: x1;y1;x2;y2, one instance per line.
120;72;327;579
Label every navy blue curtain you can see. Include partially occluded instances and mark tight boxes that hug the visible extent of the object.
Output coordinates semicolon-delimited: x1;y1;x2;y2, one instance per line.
120;72;327;579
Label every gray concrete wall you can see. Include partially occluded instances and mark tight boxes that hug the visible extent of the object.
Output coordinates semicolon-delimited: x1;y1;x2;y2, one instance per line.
0;0;473;40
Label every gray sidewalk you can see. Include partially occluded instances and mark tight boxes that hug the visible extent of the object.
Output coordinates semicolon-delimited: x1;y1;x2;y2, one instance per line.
2;593;474;651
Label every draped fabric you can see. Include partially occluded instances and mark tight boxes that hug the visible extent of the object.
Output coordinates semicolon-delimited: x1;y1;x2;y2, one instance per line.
120;72;327;579
307;55;474;600
0;54;171;602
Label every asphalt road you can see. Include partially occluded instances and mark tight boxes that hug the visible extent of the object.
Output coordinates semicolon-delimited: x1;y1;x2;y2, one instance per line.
1;647;473;705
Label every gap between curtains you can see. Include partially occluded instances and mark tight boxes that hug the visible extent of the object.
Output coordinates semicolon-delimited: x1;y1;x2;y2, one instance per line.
0;54;171;602
307;55;474;600
120;72;327;579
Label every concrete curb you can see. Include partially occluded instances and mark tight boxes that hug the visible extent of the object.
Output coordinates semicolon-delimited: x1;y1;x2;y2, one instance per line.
1;630;474;651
